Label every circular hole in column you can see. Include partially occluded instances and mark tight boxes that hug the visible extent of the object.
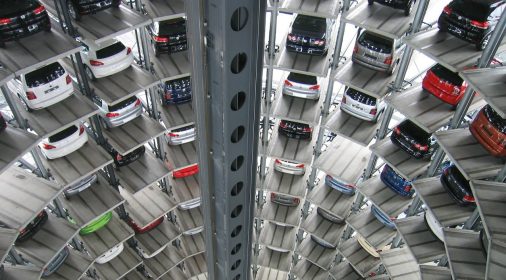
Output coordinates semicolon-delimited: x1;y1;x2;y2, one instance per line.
231;53;247;74
230;7;248;31
230;92;246;111
231;155;244;171
231;126;245;143
231;205;243;218
231;225;242;237
231;182;244;196
231;243;242;255
231;259;242;271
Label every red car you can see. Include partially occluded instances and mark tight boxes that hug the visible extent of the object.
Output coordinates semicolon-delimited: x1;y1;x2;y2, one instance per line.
172;163;199;179
422;64;468;106
127;216;164;234
470;105;506;158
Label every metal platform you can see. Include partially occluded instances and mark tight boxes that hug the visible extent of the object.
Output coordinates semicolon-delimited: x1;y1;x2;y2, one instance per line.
306;177;355;222
472;180;506;241
257;200;302;227
404;28;506;73
94;246;142;280
44;249;94;280
0;68;14;87
181;232;206;258
177;207;203;233
151;51;191;82
122;269;147;280
300;208;345;248
0;167;61;230
157;98;194;131
357;176;412;218
334;60;395;99
324;106;380;146
414;177;474;227
443;228;486;280
63;174;124;228
170;175;200;206
386;85;484;134
80;215;134;259
188;273;208;280
0;228;17;263
143;245;186;279
419;265;452;280
296;236;336;269
379;247;421;280
486;238;506;280
461;67;506;119
315;136;371;185
143;0;185;22
271;85;324;125
328;261;362;280
255;267;289;280
370;137;430;180
279;0;340;18
16;214;78;269
1;264;41;280
0;126;39;174
165;141;198;171
258;222;297;252
158;267;187;280
395;215;446;263
292;259;328;280
115;150;170;194
338;237;382;278
346;207;396;250
185;253;207;278
264;167;308;198
256;248;293;272
434;128;505;180
267;125;316;165
135;218;180;258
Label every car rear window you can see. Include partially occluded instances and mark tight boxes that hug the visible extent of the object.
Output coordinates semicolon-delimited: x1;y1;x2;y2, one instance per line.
108;96;137;112
430;64;463;85
358;31;393;54
96;42;126;59
345;88;377;106
25;62;65;88
157;18;186;36
484;105;506;133
49;125;78;143
448;165;469;189
172;124;195;133
451;0;495;21
287;72;317;85
398;120;431;144
293;15;326;33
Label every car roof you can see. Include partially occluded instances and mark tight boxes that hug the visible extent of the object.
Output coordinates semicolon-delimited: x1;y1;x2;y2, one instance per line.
464;0;504;7
81;38;120;50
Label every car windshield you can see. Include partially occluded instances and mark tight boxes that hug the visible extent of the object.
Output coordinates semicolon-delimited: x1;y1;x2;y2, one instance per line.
293;15;326;33
398;120;431;144
430;64;463;85
484;105;506;133
358;31;393;54
287;72;317;85
48;125;78;143
157;18;186;36
345;88;377;106
451;0;495;21
96;42;126;59
25;62;65;88
108;96;137;112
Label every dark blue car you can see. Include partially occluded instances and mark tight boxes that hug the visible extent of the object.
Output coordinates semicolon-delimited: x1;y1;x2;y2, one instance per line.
380;164;414;197
371;205;396;229
325;175;355;195
160;76;192;104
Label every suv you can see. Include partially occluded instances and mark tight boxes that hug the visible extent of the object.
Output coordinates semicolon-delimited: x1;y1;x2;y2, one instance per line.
286;14;333;56
340;87;385;122
39;124;88;159
147;17;187;56
278;119;313;140
368;0;417;16
282;72;320;100
390;119;434;159
422;63;468;107
440;164;474;206
159;76;192;104
166;124;196;145
66;0;121;21
438;0;506;50
470;105;506;157
0;1;51;47
93;95;143;128
80;39;133;80
352;30;405;74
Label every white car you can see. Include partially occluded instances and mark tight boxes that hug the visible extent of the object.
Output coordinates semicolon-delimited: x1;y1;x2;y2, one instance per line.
183;225;204;236
356;234;391;258
80;39;133;79
93;95;143;128
7;60;73;111
39;124;88;159
165;124;196;145
425;210;444;242
178;197;201;210
95;242;124;264
340;87;385;122
273;158;305;175
282;72;320;100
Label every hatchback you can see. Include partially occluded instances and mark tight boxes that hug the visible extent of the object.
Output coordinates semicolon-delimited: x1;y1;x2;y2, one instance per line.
438;0;505;50
441;164;474;206
278;120;312;140
470;105;506;157
166;124;195;145
273;158;305;175
173;163;199;179
64;173;98;197
352;30;405;74
66;0;121;21
42;246;69;277
108;145;145;167
371;205;396;229
286;14;334;56
147;17;187;56
95;242;123;264
390;119;434;159
316;207;344;224
282;72;320;100
340;87;385;122
311;234;336;249
39;124;88;159
270;192;300;207
81;39;133;80
159;76;192;104
127;216;164;234
356;233;391;258
79;211;112;235
0;112;6;131
0;0;51;47
422;63;468;107
380;165;413;197
325;174;355;195
368;0;416;16
16;209;48;243
94;95;143;128
8;61;74;111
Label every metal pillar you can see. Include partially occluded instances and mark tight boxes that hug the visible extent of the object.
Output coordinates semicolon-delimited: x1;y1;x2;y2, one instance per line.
1;86;26;129
186;0;266;279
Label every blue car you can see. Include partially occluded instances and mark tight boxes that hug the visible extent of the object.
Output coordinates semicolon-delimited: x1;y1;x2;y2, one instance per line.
371;205;396;230
380;165;414;197
160;76;192;104
325;175;355;195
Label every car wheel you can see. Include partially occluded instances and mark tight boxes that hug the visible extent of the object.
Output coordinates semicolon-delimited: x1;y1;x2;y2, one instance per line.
476;34;491;51
44;25;52;32
368;0;374;5
437;17;448;32
18;94;33;112
404;1;413;16
67;1;80;21
84;65;96;81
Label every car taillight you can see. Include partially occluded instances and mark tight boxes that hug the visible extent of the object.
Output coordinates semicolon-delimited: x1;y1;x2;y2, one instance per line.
106;112;120;118
26;91;37;100
314;39;325;46
296;163;305;168
463;195;475;203
390;216;397;221
341;95;347;104
404;185;412;192
287;33;297;42
66;74;72;84
0;18;11;25
414;144;429;151
384;56;393;65
470;20;489;29
303;126;312;132
309;85;320;90
42;143;56;150
394;127;401;135
346;184;355;189
443;5;452;15
168;132;179;137
164;92;172;100
19;228;27;235
134;99;141;106
116;154;123;161
279;120;287;128
79;125;85;135
353;44;358;53
284;80;293;87
293;197;300;204
126;47;132;55
370;108;377;116
90;60;104;66
270;193;276;199
153;36;169;43
275;159;282;164
33;5;46;15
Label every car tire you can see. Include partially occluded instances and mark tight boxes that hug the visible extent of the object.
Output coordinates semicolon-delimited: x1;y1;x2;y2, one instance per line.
437;17;448;32
84;65;96;81
112;0;121;7
404;1;413;16
67;1;80;21
476;34;491;51
368;0;374;5
18;94;33;112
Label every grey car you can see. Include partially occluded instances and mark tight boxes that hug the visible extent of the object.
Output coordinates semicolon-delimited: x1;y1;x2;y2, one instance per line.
64;173;98;197
42;246;69;277
352;30;405;74
93;95;143;128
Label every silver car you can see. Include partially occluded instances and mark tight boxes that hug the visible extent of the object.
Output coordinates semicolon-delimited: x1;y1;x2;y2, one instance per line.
165;124;196;145
93;95;143;128
340;87;385;122
270;192;300;207
352;30;405;74
282;72;320;100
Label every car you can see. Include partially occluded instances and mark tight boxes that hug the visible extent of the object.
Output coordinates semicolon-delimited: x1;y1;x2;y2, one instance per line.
282;72;320;100
165;124;196;145
66;0;121;21
93;95;143;128
368;0;417;16
371;205;396;229
183;225;204;236
42;246;69;277
310;234;336;249
340;87;385;122
356;233;391;258
147;17;187;56
438;0;505;50
440;164;475;206
178;197;201;210
286;14;333;56
173;163;199;179
39;124;88;159
81;39;133;80
422;63;469;107
16;210;48;243
424;210;443;241
0;112;6;131
325;175;355;195
107;145;145;167
95;242;123;264
79;211;112;235
159;76;192;104
278;120;312;140
64;173;98;197
0;1;51;47
316;207;344;224
390;119;435;160
270;192;300;207
352;29;405;74
273;158;305;175
7;60;74;111
126;216;164;234
380;164;414;197
470;105;506;157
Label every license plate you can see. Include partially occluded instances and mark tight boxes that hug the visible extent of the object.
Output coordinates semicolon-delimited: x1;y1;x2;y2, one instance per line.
483;126;493;137
296;46;303;52
364;53;376;59
27;24;38;32
448;25;463;35
45;86;59;94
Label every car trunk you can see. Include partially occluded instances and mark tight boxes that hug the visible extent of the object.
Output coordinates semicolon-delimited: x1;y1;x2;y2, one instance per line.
108;96;138;114
96;42;127;64
48;125;80;146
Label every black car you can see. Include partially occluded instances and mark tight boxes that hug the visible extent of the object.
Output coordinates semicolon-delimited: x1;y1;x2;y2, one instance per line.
42;246;69;277
278;119;312;140
108;145;146;167
16;210;48;243
147;17;187;56
390;119;434;159
0;112;6;131
368;0;416;16
440;164;475;206
438;0;505;50
0;0;51;47
286;14;332;56
159;76;192;105
316;207;344;224
66;0;121;20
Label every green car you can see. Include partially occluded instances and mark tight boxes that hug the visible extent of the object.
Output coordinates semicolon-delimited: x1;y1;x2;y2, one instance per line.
79;212;113;235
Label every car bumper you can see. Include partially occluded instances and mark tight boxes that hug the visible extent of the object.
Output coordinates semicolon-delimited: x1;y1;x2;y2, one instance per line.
95;242;124;264
178;197;201;210
371;206;396;229
440;174;473;206
439;15;485;45
424;211;444;242
325;176;355;195
0;18;51;43
380;172;412;197
104;105;143;127
390;134;428;159
470;123;506;157
422;81;461;106
154;41;188;54
286;42;326;56
183;226;204;236
166;133;196;145
311;235;336;249
273;162;305;175
278;127;311;140
352;54;393;73
27;87;74;110
373;0;410;9
282;85;320;100
42;246;69;277
340;103;377;122
64;173;98;196
42;133;88;159
78;0;119;15
91;55;133;78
